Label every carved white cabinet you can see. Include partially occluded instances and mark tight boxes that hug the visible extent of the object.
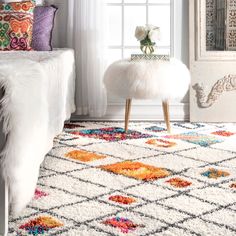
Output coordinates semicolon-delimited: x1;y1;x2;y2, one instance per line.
190;0;236;122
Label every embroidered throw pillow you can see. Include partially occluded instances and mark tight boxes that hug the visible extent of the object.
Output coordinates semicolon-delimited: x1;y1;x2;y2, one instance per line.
2;0;42;4
32;5;57;51
0;0;36;50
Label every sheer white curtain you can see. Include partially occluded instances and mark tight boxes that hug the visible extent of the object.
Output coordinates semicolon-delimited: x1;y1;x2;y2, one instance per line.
67;0;107;117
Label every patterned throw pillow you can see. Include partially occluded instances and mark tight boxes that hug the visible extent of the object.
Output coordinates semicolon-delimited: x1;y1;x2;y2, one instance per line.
0;0;36;50
3;0;40;4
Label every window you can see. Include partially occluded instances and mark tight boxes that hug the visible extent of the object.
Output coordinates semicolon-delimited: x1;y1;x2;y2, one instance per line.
106;0;171;63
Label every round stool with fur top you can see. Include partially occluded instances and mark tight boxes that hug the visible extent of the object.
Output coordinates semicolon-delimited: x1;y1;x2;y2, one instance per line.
104;58;190;133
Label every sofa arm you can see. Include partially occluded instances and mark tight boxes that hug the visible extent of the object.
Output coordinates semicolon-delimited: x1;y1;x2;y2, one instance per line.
0;176;8;236
0;88;8;236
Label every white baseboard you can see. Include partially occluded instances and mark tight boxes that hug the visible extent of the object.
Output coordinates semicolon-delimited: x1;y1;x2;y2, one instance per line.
72;102;189;121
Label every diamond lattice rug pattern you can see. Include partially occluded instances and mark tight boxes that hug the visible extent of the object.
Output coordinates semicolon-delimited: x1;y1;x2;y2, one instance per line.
9;122;236;236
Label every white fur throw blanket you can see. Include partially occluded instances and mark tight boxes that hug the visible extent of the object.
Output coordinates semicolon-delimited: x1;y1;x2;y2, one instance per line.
0;49;75;215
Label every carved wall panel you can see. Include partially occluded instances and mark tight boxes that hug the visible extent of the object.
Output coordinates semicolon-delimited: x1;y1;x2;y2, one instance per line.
206;0;217;50
226;0;236;50
206;0;236;50
193;75;236;108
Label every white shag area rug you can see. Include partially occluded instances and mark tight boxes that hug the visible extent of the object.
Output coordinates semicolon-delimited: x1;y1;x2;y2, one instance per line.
8;122;236;236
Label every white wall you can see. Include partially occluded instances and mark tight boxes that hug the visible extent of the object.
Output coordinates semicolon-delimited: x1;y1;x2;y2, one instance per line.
172;0;189;104
172;0;189;66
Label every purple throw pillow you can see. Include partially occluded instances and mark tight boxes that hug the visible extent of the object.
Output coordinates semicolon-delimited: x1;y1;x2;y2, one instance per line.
32;5;58;51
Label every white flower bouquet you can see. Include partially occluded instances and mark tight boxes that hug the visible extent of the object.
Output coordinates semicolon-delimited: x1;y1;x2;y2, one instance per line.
135;25;160;55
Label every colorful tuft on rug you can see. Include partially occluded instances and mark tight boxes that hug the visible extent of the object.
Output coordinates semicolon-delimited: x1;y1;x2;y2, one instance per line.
8;122;236;236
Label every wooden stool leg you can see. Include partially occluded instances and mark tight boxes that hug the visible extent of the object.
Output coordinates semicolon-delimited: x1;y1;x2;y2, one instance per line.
125;99;132;132
162;101;171;133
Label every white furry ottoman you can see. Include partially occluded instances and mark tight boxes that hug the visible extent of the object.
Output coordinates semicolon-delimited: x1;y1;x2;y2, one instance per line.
104;58;190;132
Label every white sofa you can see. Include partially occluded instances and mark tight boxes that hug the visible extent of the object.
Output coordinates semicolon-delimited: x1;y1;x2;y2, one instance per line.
0;104;8;236
0;49;75;236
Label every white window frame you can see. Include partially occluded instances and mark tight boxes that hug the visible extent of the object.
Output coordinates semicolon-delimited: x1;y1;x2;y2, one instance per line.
107;0;173;59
